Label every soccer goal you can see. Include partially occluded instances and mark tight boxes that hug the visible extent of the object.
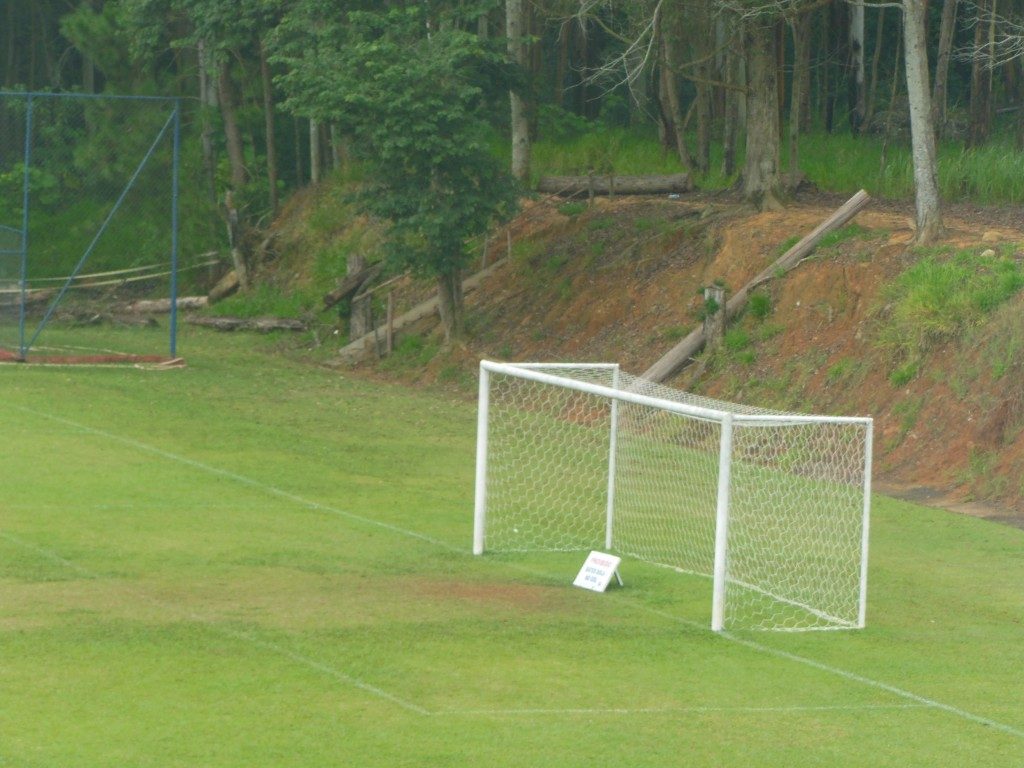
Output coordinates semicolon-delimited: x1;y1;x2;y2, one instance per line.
0;91;184;363
472;360;873;632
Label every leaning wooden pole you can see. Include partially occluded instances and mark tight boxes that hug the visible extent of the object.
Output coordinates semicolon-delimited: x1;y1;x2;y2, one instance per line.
642;189;871;383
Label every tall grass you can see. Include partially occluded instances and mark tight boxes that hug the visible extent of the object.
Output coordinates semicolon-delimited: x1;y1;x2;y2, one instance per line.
876;247;1024;361
530;120;1024;204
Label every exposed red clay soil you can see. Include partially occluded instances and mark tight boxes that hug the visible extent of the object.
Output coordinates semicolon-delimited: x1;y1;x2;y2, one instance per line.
373;191;1024;528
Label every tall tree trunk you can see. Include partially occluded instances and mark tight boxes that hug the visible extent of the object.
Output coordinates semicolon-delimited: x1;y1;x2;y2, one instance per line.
660;15;695;173
217;59;249;191
507;0;531;182
197;41;217;203
798;8;814;131
693;0;713;175
968;0;993;146
931;0;957;130
849;0;866;133
865;7;886;127
903;0;943;243
721;26;740;176
436;268;465;343
555;23;569;109
789;12;812;184
743;21;784;211
293;117;304;186
259;39;279;215
309;118;321;184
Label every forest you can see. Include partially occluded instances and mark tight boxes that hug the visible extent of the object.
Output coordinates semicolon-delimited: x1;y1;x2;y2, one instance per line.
2;0;1024;337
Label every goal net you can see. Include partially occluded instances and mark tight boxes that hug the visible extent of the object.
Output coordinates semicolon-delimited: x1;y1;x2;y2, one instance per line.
473;361;873;632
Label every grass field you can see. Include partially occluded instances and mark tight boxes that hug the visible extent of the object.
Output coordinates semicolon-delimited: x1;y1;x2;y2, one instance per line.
1;327;1023;767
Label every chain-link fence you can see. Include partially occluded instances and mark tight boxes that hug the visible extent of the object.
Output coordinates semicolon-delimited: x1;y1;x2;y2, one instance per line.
0;92;181;362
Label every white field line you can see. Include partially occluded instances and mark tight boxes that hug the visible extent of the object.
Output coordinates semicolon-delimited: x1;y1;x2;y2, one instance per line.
441;703;929;717
0;528;429;716
10;405;459;554
722;631;1024;741
7;404;1024;740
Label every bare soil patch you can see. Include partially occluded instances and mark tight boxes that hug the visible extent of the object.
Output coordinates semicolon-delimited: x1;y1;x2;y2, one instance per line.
352;191;1024;527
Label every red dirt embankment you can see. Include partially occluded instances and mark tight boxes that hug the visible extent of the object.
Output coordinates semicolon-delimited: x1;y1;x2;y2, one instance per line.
402;193;1024;526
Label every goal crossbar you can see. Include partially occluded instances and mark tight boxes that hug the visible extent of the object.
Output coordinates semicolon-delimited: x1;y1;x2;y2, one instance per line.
473;360;873;633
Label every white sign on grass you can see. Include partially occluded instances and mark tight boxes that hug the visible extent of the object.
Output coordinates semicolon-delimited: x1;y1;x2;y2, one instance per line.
573;551;622;592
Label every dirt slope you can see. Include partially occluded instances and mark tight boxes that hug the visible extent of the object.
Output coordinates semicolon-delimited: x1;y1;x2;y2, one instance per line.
366;192;1024;524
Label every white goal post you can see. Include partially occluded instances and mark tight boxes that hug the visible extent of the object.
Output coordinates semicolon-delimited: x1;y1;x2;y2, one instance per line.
473;361;873;632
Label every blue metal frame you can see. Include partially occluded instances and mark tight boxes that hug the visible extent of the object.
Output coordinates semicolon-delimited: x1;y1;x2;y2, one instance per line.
3;91;181;360
19;93;33;358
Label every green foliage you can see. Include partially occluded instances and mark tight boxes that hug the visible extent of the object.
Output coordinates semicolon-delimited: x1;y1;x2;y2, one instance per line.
890;395;925;445
889;361;920;387
723;327;750;352
698;295;721;320
532;125;685;181
777;235;801;256
557;201;588;218
748;291;772;320
536;104;593;142
939;141;1024;204
825;358;854;384
957;447;1007;498
380;333;440;371
274;5;518;284
211;283;312;318
661;324;689;341
816;223;871;250
0;165;59;210
877;248;1024;360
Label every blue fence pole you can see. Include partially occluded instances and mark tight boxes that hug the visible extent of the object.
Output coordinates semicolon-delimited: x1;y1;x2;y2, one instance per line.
170;99;181;359
18;93;33;360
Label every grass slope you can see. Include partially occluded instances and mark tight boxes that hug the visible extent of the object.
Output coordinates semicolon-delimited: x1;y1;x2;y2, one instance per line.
0;327;1022;767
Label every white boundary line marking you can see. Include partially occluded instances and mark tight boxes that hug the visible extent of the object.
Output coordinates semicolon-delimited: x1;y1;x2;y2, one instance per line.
441;703;929;717
6;404;1024;740
9;405;460;554
721;631;1024;740
0;528;429;716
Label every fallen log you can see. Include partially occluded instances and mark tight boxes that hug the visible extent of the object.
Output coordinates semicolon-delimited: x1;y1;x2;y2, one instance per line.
128;296;209;313
537;173;693;197
337;258;504;364
188;316;306;333
323;264;382;310
208;270;241;303
641;189;871;383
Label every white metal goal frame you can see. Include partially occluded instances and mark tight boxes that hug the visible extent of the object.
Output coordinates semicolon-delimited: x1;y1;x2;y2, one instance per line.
473;360;873;632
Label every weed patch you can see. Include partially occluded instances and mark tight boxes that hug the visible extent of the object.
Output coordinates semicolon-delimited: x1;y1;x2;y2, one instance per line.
876;248;1024;362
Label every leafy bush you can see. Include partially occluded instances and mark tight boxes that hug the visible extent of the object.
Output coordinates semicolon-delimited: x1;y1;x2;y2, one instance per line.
211;284;311;319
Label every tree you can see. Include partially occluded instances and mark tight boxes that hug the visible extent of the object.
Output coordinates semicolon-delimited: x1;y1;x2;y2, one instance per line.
742;15;784;210
848;0;866;133
507;0;532;181
902;0;943;243
932;0;958;129
274;4;518;342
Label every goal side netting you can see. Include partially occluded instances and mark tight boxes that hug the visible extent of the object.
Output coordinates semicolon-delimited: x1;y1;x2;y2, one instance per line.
472;361;872;632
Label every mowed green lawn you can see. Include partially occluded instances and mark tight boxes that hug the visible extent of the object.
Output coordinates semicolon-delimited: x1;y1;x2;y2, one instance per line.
1;327;1022;767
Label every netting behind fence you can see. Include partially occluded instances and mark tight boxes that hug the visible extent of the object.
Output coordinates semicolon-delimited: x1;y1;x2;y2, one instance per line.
0;92;181;362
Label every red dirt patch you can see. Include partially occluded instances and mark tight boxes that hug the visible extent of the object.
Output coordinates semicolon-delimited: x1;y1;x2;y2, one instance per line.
413;578;568;612
355;192;1024;525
